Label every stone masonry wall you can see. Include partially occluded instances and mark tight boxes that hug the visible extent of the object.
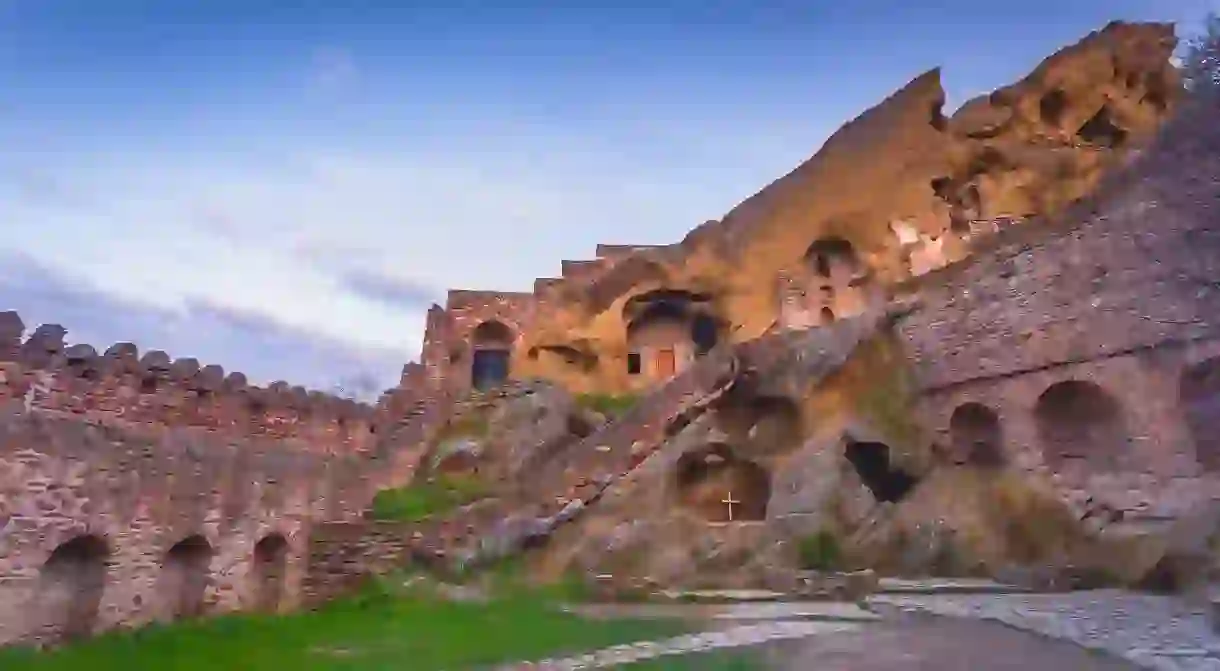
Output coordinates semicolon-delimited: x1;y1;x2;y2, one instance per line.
302;521;416;607
0;311;388;647
896;101;1220;521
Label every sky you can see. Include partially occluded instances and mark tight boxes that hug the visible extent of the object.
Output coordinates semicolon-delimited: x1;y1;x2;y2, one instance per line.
1;1;1216;398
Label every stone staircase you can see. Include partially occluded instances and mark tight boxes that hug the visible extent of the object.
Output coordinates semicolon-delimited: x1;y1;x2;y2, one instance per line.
402;346;742;570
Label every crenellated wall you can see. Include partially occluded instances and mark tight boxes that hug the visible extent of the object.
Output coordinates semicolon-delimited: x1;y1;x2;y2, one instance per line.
0;310;422;647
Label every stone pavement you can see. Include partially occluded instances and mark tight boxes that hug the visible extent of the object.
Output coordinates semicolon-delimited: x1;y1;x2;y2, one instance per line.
868;590;1220;671
494;589;1220;670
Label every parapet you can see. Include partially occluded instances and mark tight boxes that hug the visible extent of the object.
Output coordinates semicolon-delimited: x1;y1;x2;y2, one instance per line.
445;289;533;311
560;259;607;280
0;310;376;453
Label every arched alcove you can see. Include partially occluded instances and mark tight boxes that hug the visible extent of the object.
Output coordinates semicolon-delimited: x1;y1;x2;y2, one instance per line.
949;402;1005;468
1181;357;1220;471
470;320;513;391
844;440;916;503
34;535;109;642
801;237;872;323
251;534;289;613
1035;380;1130;472
623;290;719;381
160;535;213;620
674;444;770;522
718;395;803;456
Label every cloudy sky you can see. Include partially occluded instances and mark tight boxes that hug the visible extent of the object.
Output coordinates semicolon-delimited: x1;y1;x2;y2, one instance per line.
0;1;1215;396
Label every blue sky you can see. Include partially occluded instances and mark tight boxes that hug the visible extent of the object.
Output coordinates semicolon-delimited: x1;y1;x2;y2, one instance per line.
0;0;1215;397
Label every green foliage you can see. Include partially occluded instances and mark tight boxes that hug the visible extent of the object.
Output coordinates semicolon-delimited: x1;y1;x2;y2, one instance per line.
852;336;922;449
0;585;688;671
795;530;843;571
368;474;491;522
796;530;843;571
575;393;639;418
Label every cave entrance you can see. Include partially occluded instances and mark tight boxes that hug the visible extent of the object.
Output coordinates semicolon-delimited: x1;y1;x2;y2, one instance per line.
844;440;916;503
674;443;770;522
470;320;513;391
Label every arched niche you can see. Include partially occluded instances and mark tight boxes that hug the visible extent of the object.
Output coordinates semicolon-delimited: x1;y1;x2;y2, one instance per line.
251;534;289;613
1034;380;1130;473
623;290;720;382
33;535;110;642
949;402;1005;468
717;395;803;456
470;320;513;391
160;535;213;620
1180;357;1220;471
674;443;770;522
844;439;917;503
800;237;872;325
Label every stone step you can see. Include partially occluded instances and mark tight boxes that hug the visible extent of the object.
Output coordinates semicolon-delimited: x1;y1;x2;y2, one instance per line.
874;578;1031;595
657;588;789;603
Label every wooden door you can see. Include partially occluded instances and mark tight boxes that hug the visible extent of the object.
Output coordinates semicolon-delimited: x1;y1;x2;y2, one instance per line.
655;348;677;378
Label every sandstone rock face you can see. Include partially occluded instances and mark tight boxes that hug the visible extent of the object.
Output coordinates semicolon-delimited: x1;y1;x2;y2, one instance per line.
400;22;1180;400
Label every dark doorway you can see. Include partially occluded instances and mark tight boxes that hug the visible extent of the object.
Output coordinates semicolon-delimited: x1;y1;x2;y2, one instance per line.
471;349;510;390
161;535;213;620
470;320;514;391
845;440;916;503
691;314;719;355
252;534;289;613
36;535;109;642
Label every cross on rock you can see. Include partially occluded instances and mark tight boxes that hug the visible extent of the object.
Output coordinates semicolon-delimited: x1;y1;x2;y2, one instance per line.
721;491;741;522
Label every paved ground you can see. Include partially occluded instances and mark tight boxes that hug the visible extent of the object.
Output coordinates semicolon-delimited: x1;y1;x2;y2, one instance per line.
495;589;1220;670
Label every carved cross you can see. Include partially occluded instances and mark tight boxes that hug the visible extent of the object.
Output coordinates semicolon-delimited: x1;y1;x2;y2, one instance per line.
721;491;741;522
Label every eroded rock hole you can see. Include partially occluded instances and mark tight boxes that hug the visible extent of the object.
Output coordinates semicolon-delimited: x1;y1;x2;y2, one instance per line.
674;444;770;522
1076;105;1127;147
844;440;916;503
1039;89;1068;126
34;535;109;642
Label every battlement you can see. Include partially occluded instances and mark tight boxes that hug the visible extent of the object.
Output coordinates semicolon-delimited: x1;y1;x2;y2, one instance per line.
0;310;376;454
445;289;533;311
560;259;607;280
594;244;662;260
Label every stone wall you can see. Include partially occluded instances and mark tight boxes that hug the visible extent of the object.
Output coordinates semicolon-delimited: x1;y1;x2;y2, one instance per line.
896;99;1220;520
0;312;395;647
302;521;417;607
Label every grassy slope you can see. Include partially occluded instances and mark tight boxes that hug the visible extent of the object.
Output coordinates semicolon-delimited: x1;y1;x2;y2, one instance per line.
0;586;687;671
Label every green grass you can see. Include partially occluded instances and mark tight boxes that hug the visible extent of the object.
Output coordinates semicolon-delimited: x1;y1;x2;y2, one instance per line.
575;393;639;418
0;582;689;671
368;474;493;522
795;530;843;571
